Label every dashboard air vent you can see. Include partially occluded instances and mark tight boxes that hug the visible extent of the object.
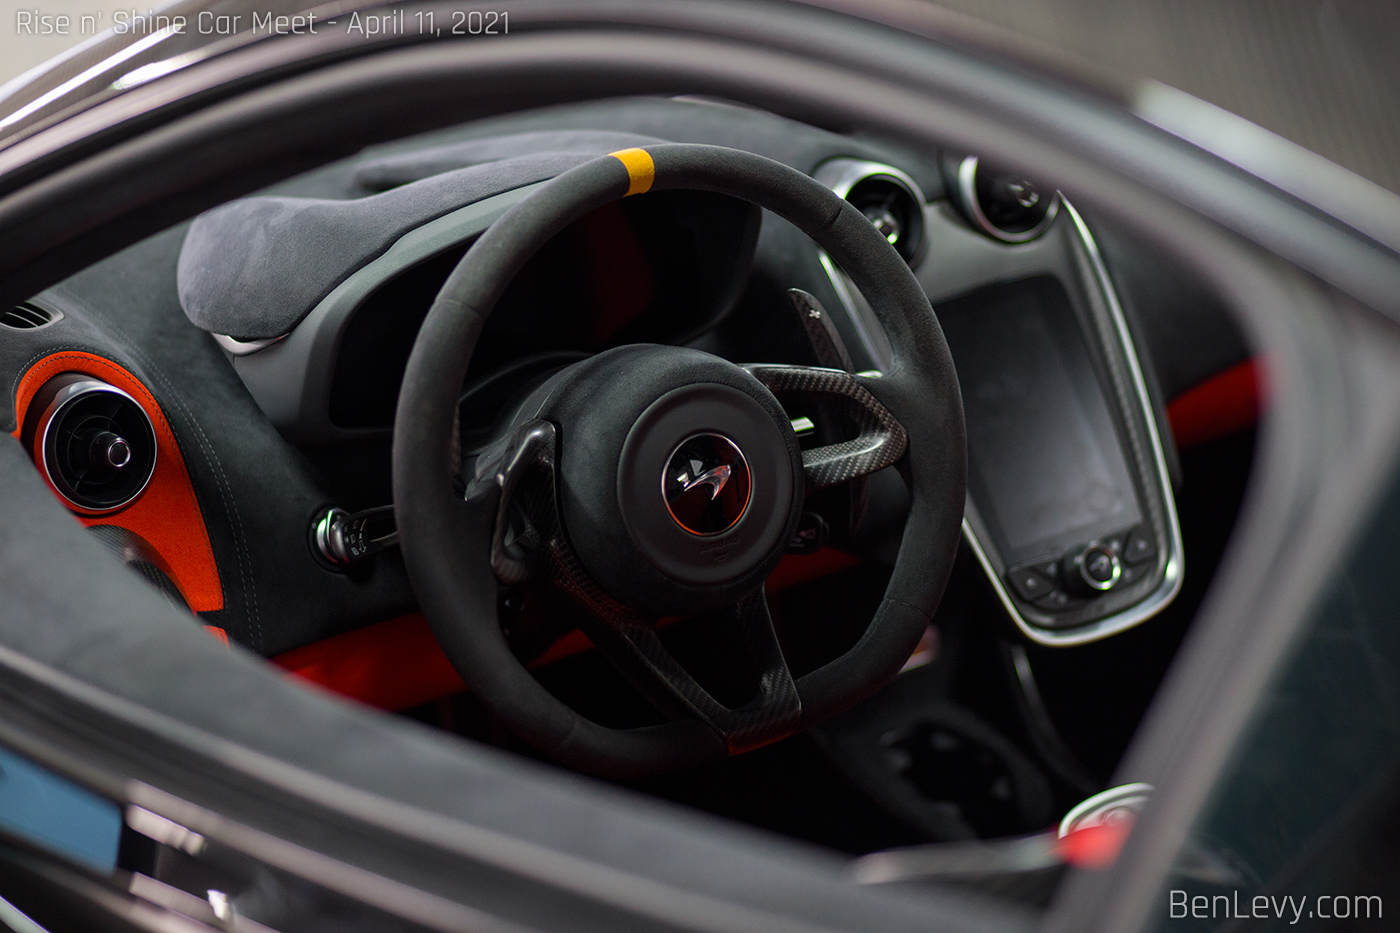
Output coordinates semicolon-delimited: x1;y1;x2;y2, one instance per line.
2;303;59;330
815;159;927;266
955;156;1059;243
26;375;157;513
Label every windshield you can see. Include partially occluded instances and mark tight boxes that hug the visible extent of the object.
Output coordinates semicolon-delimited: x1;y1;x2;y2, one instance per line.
0;0;330;144
1;0;1396;197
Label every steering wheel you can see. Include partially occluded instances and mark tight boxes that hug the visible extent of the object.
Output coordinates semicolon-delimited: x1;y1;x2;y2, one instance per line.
393;144;965;777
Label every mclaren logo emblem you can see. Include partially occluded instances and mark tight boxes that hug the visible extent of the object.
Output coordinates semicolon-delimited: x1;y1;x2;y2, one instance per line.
679;462;732;499
663;434;751;536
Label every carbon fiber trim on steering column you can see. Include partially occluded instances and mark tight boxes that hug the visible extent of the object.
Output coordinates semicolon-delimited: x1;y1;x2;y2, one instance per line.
745;364;908;489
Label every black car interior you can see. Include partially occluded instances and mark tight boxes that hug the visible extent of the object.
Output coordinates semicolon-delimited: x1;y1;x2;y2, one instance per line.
2;93;1257;899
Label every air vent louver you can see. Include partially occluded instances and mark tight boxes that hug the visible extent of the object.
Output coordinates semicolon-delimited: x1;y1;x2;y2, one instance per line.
955;156;1059;243
814;159;929;267
26;376;157;513
1;303;58;329
845;176;925;264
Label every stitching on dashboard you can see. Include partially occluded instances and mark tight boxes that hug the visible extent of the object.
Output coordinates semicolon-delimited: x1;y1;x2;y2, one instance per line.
6;344;101;429
133;365;260;649
46;293;264;652
118;352;262;651
178;414;262;649
11;349;225;612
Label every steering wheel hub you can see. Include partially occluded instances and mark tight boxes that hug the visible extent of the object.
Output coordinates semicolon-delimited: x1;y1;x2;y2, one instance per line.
533;344;802;616
663;432;750;536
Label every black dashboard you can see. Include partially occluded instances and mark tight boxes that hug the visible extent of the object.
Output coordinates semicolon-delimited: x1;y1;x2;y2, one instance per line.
3;95;1246;660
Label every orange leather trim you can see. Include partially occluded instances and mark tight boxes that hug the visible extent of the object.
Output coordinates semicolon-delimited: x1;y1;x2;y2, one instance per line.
13;353;223;611
274;613;465;711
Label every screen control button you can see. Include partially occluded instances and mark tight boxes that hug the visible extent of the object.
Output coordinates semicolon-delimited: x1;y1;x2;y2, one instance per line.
1007;566;1054;601
1035;590;1085;611
1062;543;1123;593
1124;527;1157;565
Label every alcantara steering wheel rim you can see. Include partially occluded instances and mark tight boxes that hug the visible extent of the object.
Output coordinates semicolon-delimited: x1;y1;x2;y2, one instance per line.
393;144;966;777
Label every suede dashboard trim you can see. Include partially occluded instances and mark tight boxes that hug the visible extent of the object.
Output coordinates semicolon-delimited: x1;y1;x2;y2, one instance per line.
12;352;223;611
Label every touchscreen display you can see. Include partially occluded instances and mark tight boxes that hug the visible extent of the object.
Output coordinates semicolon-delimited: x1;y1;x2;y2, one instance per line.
938;276;1142;565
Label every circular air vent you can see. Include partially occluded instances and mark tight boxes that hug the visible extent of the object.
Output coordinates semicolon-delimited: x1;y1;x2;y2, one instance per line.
28;375;157;513
955;155;1059;243
815;159;927;265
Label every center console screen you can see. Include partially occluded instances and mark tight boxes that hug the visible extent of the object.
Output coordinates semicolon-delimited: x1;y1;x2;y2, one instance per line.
938;276;1142;567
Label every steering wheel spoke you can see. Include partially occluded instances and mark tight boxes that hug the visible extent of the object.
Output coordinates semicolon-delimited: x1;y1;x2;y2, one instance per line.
465;419;559;585
743;364;909;490
471;417;803;751
566;585;801;755
727;589;804;751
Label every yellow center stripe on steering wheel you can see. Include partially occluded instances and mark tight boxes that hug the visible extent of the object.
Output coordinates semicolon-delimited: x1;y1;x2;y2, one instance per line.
609;148;655;196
